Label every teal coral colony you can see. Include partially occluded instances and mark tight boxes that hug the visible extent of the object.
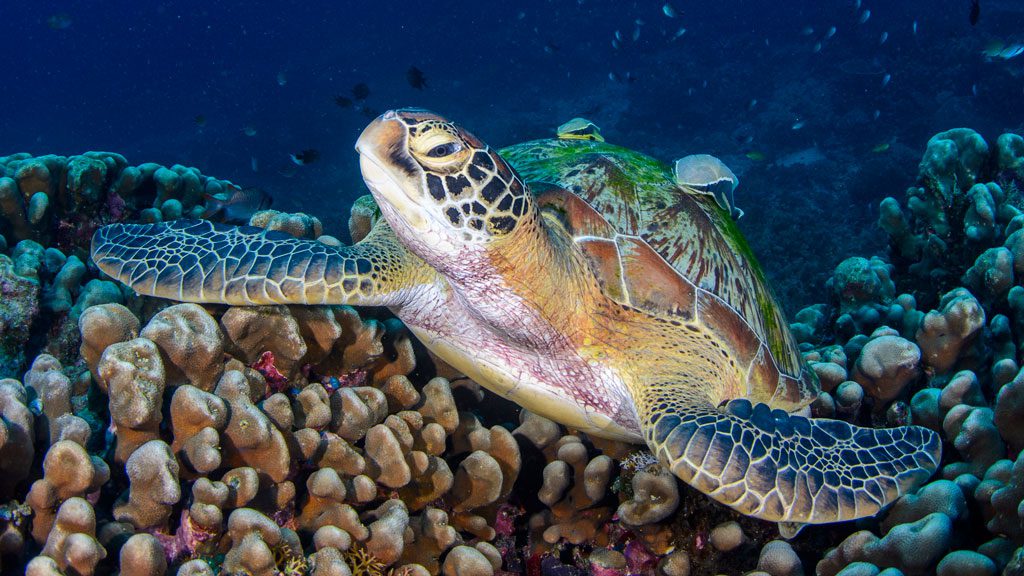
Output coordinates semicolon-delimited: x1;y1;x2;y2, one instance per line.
3;117;1024;576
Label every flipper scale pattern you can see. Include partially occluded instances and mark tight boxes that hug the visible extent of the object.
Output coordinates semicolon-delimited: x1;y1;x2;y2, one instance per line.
91;219;414;306
646;397;941;523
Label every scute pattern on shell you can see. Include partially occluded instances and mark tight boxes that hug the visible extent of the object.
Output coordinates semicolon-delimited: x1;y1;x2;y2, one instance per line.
502;138;812;406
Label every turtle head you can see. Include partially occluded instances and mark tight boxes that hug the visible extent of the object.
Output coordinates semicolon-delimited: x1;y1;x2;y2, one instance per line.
356;109;533;263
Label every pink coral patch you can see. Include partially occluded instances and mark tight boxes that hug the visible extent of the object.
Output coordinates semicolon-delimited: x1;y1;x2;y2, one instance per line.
252;350;289;395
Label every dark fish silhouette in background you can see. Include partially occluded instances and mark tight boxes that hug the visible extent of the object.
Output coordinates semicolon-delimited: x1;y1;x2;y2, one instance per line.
352;83;371;101
970;0;980;25
360;107;380;119
289;149;320;166
407;66;427;90
334;95;353;108
194;115;207;127
202;186;273;224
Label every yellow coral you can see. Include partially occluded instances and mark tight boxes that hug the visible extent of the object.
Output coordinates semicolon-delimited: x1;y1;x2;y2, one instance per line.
273;541;308;576
342;544;386;576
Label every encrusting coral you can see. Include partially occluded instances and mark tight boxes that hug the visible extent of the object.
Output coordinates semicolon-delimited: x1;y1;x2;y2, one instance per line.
3;131;1024;574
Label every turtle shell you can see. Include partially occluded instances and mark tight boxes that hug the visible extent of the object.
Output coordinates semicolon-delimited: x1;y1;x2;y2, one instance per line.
501;138;816;409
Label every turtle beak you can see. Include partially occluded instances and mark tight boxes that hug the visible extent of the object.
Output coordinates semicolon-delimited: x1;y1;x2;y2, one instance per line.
355;110;406;164
356;111;430;232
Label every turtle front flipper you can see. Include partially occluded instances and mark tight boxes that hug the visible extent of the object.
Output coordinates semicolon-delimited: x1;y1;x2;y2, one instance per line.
91;219;433;306
637;389;941;525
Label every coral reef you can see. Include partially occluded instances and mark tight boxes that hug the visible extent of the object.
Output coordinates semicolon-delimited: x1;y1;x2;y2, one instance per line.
2;133;1024;574
0;153;236;382
793;128;1024;576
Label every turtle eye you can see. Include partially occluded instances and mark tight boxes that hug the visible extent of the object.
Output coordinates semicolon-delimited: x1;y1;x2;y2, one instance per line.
426;142;462;158
411;124;471;173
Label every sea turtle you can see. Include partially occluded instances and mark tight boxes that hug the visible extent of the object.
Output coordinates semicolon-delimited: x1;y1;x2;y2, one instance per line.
92;109;940;531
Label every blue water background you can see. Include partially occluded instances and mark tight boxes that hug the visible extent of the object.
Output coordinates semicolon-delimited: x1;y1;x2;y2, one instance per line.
3;0;1024;308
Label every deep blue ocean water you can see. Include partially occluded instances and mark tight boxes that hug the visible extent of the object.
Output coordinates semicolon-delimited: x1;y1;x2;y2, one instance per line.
4;0;1024;309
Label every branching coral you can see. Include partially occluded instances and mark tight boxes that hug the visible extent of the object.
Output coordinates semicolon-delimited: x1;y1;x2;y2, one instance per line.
222;305;309;380
0;153;237;269
531;434;617;547
119;533;168;576
828;256;896;316
616;465;679;526
878;130;1024;306
170;384;228;475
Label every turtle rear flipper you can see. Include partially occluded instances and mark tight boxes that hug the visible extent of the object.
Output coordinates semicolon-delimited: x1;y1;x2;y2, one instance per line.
91;219;429;306
638;391;941;524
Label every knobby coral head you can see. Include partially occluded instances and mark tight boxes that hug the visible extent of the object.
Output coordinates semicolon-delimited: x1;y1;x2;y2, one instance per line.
3;123;1024;575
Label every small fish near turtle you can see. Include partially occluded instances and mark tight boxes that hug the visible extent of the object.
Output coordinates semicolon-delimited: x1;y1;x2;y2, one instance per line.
351;83;371;101
93;109;940;536
406;66;428;90
337;83;377;118
289;148;320;166
202;186;273;224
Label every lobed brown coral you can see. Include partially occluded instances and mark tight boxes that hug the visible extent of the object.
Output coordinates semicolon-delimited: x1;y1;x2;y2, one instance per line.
7;132;1024;574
